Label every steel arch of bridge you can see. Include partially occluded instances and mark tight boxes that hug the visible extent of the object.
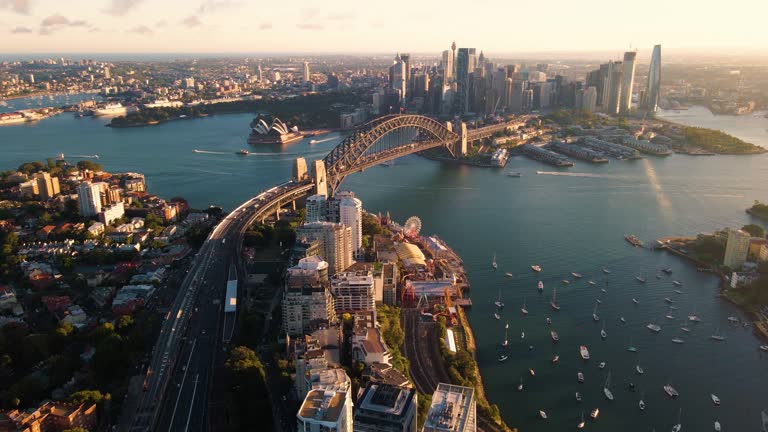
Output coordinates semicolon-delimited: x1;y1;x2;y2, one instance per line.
322;115;458;193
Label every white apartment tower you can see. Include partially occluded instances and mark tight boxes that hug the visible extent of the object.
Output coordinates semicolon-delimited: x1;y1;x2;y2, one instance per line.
77;182;103;217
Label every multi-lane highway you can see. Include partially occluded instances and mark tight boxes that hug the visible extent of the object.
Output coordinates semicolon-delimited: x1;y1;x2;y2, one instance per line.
125;180;313;432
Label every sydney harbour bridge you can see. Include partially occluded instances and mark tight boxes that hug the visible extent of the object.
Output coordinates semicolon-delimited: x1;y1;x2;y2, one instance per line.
128;114;523;432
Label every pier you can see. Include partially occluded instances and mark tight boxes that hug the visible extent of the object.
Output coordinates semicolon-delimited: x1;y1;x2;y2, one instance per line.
548;140;609;163
521;143;575;167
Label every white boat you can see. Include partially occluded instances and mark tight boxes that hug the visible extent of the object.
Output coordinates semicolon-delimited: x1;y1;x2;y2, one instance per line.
636;365;644;374
537;280;544;291
577;412;585;429
552;355;560;363
505;272;513;278
551;331;559;342
603;371;614;401
539;410;547;419
664;298;674;304
760;345;768;352
601;288;607;293
589;281;596;286
577;372;584;383
674;289;683;294
620;316;627;323
632;298;640;305
711;394;720;405
501;322;509;347
664;385;679;398
672;337;685;344
572;272;583;278
647;323;662;333
596;298;602;304
494;310;501;320
672;408;683;432
550;287;560;311
576;392;583;402
521;298;528;315
562;279;571;284
602;268;611;274
711;328;725;341
639;399;646;410
93;102;138;117
590;408;599;419
580;345;590;360
601;328;607;339
636;276;647;283
714;421;721;431
494;290;504;308
309;139;318;144
727;316;739;323
517;376;523;391
531;265;542;272
593;303;600;322
598;361;606;369
492;253;497;270
681;327;691;332
673;280;683;286
546;317;552;325
530;368;535;376
507;171;523;178
521;329;525;339
498;355;508;362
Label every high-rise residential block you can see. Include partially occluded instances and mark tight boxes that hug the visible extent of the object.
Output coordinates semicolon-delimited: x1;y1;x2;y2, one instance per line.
620;51;637;113
644;44;662;113
354;383;418;432
724;229;751;269
77;182;103;217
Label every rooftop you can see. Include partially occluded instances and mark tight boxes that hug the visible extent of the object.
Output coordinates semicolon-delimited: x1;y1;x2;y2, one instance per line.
298;389;347;424
423;383;476;432
357;383;416;417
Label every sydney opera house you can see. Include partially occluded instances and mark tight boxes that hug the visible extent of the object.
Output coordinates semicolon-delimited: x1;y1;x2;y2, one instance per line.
247;117;304;145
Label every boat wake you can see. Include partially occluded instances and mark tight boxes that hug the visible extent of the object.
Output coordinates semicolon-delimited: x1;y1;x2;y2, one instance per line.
536;171;629;179
68;154;100;159
310;137;336;144
193;149;229;155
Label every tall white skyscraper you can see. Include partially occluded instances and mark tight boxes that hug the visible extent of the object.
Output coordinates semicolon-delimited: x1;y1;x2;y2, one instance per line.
644;45;662;113
620;51;637;113
337;192;363;258
303;61;310;82
77;182;102;217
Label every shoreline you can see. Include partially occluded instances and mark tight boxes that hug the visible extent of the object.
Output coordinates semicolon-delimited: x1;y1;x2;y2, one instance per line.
654;237;768;343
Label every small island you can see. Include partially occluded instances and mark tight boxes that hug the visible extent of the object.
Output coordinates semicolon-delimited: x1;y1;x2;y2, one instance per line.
677;126;766;155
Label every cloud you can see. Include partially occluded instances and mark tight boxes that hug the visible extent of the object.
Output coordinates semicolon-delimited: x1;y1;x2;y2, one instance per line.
258;22;272;30
70;19;88;27
104;0;145;16
181;15;202;27
41;14;69;27
155;19;167;27
127;25;153;35
0;0;31;14
11;26;32;33
297;23;323;30
197;0;241;14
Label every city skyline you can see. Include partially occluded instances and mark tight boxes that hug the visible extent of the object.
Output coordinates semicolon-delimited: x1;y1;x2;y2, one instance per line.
1;0;767;54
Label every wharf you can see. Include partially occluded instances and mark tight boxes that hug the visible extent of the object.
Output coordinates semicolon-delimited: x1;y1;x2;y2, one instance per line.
520;143;574;167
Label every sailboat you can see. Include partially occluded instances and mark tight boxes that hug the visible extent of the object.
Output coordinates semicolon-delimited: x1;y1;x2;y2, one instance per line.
492;253;497;270
603;371;614;400
711;327;726;341
494;290;504;308
601;322;607;339
498;354;508;362
626;338;638;352
620;316;627;323
494;306;501;320
666;307;676;320
639;398;646;411
539;410;547;419
501;322;509;347
589;280;596;286
577;412;585;429
550;330;559;342
517;376;523;391
521;298;528;315
636;364;644;374
505;272;513;278
537;280;544;291
593;303;600;322
521;328;525;339
672;336;685;344
550;286;560;311
672;408;682;432
603;268;611;274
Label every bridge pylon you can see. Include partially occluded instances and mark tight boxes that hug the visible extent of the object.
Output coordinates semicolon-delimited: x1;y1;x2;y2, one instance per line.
311;159;329;197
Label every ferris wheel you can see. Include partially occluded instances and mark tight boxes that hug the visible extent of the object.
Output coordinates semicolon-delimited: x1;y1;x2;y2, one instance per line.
403;216;422;238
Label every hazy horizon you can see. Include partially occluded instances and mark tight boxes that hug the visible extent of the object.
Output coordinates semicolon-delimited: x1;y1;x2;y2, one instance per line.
2;0;767;57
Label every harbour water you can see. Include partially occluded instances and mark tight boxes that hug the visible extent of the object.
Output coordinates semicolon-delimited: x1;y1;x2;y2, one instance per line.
1;100;767;430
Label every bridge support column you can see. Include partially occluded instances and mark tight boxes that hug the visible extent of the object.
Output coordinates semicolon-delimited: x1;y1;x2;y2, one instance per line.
452;122;468;157
275;201;280;221
291;200;296;211
311;160;328;197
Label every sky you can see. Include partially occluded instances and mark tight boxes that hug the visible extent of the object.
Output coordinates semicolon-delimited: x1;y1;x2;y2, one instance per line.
1;0;767;57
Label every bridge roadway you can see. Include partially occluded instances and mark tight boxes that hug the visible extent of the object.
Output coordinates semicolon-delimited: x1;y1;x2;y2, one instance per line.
126;180;313;432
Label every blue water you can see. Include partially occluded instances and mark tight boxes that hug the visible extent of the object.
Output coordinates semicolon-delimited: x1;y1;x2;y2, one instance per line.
1;100;767;431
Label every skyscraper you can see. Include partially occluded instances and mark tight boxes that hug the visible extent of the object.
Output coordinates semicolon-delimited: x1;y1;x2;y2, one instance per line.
453;48;477;115
724;229;751;269
399;53;411;96
644;44;662;113
337;192;363;258
296;222;353;275
303;61;310;82
441;50;453;82
601;61;623;115
77;182;102;217
389;54;407;101
620;51;637;113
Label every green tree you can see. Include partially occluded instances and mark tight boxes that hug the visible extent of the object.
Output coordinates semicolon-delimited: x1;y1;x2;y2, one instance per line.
742;224;765;238
76;160;103;172
68;389;106;405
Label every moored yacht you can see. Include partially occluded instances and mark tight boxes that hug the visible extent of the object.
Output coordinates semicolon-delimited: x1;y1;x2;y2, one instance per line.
647;323;662;333
711;394;720;405
537;280;544;291
580;345;590;360
531;265;542;272
551;331;559;342
572;272;583;278
664;385;679;398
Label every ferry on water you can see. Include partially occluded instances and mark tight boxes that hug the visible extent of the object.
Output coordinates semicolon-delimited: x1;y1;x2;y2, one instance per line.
625;234;644;247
